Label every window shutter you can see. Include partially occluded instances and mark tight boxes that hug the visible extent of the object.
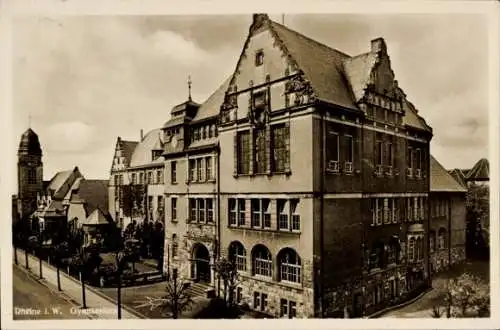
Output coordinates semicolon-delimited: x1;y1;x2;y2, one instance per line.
265;126;271;174
233;135;238;176
284;122;291;173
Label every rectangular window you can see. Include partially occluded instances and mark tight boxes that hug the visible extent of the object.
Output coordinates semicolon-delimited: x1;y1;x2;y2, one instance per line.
158;169;164;184
206;199;213;223
197;158;205;182
407;198;413;222
171;161;177;184
158;196;164;218
255;50;264;66
251;199;261;228
229;199;237;226
291;199;300;231
237;131;251;174
384;198;390;224
261;293;268;312
414;197;418;221
278;199;289;230
254;129;267;174
253;90;267;109
253;292;260;309
131;173;136;185
189;159;196;181
407;147;413;175
147;172;153;185
139;172;144;184
237;287;243;304
238;199;246;226
263;199;271;229
198;198;205;223
387;142;394;167
280;299;288;318
392;198;398;224
328;131;340;163
171;197;177;222
346;135;354;162
271;124;288;173
376;141;383;165
206;157;213;180
190;198;197;222
289;301;297;318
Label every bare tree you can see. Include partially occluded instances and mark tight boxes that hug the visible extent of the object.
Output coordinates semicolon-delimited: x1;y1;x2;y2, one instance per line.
213;257;242;308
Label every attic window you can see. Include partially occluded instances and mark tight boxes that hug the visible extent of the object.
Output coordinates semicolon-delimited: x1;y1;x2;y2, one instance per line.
255;50;264;66
253;90;267;109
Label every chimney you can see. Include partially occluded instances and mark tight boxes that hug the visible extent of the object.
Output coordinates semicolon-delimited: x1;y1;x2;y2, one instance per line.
140;129;144;141
252;13;269;29
371;37;387;54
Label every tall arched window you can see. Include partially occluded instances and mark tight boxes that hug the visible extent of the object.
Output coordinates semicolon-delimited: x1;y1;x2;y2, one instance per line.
278;248;301;284
229;241;247;272
438;228;447;250
429;230;436;253
408;237;415;262
252;245;272;278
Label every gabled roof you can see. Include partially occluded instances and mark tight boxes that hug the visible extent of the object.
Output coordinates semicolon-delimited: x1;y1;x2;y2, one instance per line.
430;155;467;193
269;21;358;111
466;158;489;181
47;170;73;193
191;77;231;122
37;200;65;217
74;179;109;215
448;169;468;189
343;52;378;103
46;166;83;199
402;100;432;132
129;129;164;167
119;139;139;166
81;208;111;226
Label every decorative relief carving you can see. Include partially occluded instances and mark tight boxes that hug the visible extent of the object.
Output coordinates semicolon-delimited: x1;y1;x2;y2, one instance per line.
285;75;316;106
185;223;216;243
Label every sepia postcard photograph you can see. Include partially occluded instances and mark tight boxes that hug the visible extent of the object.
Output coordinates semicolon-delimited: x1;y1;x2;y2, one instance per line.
1;0;499;329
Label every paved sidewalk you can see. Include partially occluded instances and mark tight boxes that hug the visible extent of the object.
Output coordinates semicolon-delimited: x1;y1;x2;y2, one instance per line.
14;250;141;319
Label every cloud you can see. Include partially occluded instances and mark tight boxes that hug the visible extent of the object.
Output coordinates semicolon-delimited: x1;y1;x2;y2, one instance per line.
45;121;95;153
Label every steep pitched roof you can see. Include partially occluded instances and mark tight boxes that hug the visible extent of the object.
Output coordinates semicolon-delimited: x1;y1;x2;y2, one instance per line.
120;140;139;166
269;21;358;111
430;155;467;193
192;77;232;122
448;169;468;189
129;129;164;167
74;179;109;215
402;100;432;132
343;52;378;102
81;208;111;226
466;158;489;181
47;170;73;193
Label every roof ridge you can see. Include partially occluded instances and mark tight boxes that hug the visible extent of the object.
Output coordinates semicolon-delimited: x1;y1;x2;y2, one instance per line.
269;20;352;58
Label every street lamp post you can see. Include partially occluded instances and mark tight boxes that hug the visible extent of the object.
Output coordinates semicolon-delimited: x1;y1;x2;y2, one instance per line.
116;251;126;319
79;247;87;309
38;227;43;280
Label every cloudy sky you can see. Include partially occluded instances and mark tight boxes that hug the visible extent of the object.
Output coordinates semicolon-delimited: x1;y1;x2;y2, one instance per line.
11;13;489;191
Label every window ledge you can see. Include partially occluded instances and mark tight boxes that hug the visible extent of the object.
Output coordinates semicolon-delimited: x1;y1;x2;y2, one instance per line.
240;273;304;291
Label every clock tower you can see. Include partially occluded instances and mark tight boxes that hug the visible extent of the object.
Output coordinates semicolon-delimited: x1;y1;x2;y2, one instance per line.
17;128;44;220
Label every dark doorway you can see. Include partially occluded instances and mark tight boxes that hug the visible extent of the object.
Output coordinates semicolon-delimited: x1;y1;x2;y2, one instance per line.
352;293;363;318
192;243;211;283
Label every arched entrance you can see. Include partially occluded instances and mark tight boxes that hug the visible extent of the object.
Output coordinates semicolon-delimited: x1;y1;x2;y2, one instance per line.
191;243;211;283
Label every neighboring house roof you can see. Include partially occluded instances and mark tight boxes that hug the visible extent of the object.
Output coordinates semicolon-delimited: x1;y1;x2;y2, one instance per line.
430;155;467;193
448;169;468;189
37;200;65;217
129;129;164;167
120;139;139;166
74;179;109;216
269;21;357;111
81;208;111;226
402;101;432;132
46;166;83;200
466;158;489;181
63;177;84;203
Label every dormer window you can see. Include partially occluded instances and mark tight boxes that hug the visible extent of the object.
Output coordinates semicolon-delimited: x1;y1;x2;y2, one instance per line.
255;49;264;66
253;90;267;109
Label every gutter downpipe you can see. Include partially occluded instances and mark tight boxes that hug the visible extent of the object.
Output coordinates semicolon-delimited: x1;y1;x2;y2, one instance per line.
320;107;326;317
216;144;221;296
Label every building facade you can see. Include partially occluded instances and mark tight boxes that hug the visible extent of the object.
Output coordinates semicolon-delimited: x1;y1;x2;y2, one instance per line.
429;156;467;274
108;130;166;232
158;14;434;318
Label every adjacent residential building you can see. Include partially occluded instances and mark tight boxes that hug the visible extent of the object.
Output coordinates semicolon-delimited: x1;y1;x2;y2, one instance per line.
108;130;166;232
429;156;467;274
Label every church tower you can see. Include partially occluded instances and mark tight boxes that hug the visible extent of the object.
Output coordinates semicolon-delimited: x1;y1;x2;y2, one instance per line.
17;128;43;220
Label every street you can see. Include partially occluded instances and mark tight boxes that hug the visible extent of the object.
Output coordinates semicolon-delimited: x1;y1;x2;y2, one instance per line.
12;265;88;320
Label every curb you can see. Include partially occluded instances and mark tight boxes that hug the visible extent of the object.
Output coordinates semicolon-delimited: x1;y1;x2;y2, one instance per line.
366;287;433;318
13;263;94;319
16;251;147;319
